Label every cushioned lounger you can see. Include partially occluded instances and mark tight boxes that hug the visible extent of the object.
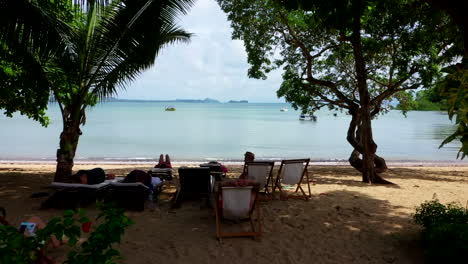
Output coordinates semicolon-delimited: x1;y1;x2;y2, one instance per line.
49;181;110;189
150;168;173;180
43;182;111;209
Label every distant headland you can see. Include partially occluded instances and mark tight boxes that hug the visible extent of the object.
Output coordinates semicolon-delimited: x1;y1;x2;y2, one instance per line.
106;97;248;103
227;100;248;103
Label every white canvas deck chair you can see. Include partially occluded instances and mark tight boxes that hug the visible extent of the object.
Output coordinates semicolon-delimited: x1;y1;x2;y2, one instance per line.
214;180;262;241
273;159;311;200
245;161;275;196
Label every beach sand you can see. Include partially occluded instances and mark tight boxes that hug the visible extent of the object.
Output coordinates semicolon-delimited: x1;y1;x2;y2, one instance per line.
1;163;468;263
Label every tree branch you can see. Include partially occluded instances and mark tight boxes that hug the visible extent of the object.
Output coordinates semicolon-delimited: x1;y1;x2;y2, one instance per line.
301;83;350;109
370;66;420;106
277;11;358;109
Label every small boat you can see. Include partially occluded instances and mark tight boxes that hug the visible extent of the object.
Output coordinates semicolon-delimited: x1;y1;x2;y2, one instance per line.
299;114;317;121
165;106;176;111
280;107;288;112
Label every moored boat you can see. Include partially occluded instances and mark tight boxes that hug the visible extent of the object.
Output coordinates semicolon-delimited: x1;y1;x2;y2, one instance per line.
299;114;317;121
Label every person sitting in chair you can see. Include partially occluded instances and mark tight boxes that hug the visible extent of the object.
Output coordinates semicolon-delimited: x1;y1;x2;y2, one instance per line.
239;151;255;179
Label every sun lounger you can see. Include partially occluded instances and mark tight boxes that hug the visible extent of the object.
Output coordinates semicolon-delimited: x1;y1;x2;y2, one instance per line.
244;161;275;195
150;168;173;181
214;180;262;241
42;181;111;209
273;159;311;200
104;178;164;211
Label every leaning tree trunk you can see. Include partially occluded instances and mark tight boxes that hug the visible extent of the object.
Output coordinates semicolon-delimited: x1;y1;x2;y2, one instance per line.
54;107;83;182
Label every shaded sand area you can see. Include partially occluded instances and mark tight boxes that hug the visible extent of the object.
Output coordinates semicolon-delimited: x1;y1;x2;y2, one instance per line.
1;163;468;263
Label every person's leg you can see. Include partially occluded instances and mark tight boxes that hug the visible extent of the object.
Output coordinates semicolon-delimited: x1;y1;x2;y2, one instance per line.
156;154;164;167
26;216;60;248
165;154;171;167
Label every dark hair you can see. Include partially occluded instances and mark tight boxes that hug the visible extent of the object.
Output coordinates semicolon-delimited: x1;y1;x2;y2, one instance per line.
75;170;88;178
244;151;255;160
71;170;88;183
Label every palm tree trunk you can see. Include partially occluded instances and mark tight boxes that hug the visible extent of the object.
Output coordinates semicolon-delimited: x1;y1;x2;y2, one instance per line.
54;107;82;182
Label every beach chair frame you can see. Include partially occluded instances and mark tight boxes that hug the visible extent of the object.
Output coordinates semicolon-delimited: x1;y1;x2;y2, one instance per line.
244;161;275;196
214;183;262;242
273;159;311;200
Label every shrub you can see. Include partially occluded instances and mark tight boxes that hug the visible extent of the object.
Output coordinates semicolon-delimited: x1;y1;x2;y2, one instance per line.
414;199;468;263
65;203;133;264
0;202;133;264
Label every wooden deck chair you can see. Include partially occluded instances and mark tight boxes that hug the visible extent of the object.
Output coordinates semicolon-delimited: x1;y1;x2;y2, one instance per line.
173;167;212;208
214;180;262;241
245;161;275;196
273;159;311;200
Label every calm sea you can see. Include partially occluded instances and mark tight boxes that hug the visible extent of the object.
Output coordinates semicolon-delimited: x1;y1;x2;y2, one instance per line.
0;102;464;163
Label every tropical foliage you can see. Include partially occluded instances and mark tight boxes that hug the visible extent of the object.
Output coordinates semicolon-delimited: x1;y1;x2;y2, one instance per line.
396;86;447;111
1;0;194;181
414;199;468;263
0;203;132;264
217;0;455;183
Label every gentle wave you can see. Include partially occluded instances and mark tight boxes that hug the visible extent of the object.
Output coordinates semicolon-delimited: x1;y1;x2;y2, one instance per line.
1;158;466;167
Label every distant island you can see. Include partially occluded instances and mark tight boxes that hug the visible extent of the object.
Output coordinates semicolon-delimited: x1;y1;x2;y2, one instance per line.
175;98;220;103
106;97;248;103
228;100;248;103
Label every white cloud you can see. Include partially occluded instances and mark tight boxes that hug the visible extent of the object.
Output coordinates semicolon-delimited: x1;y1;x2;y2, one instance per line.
119;0;284;103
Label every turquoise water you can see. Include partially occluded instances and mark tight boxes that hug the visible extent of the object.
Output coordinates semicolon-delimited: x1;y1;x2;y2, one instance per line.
0;102;462;162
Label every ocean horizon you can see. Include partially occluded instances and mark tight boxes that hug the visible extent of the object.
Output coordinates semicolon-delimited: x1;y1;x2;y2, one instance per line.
0;101;465;164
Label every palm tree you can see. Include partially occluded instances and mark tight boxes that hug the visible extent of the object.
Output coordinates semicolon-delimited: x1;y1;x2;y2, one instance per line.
1;0;194;182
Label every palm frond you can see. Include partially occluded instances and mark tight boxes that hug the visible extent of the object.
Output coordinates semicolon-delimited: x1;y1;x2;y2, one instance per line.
82;0;194;99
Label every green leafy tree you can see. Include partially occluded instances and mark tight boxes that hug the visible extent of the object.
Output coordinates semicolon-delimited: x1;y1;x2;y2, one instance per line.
396;86;447;111
285;0;468;159
1;0;194;181
0;0;73;126
422;1;468;159
218;0;454;183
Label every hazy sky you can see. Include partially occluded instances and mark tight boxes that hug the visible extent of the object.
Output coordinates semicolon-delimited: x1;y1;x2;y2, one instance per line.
119;0;284;103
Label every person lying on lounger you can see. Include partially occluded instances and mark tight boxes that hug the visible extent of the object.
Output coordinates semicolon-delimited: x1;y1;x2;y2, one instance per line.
74;168;116;184
155;154;172;168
